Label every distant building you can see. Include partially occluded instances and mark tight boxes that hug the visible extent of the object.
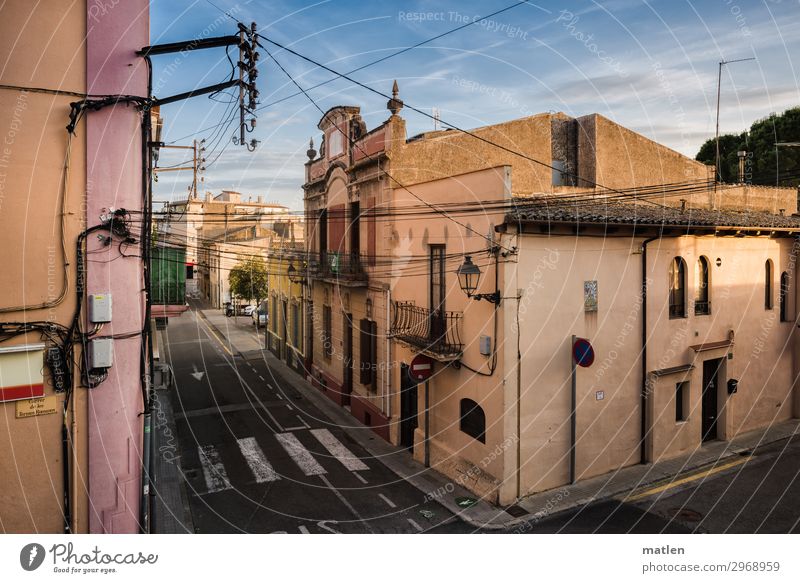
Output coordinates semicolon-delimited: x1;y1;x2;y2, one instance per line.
302;82;800;505
159;190;293;306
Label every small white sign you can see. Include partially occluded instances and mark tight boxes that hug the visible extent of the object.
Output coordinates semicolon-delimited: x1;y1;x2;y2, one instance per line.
595;391;605;401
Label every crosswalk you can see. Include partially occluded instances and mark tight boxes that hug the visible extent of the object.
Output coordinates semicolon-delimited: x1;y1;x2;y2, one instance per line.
197;428;369;494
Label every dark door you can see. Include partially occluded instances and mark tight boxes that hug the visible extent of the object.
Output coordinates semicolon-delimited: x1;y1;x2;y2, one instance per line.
702;359;722;442
342;313;353;406
350;201;360;256
399;363;418;450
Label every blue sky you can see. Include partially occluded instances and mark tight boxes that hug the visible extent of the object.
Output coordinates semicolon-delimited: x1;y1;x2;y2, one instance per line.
151;0;800;209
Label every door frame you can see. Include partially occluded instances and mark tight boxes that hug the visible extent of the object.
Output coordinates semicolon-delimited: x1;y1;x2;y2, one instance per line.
342;312;353;406
399;363;419;450
701;358;723;442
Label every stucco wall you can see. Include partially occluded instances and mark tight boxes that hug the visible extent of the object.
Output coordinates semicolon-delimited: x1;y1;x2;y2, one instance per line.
0;0;89;534
389;167;512;502
644;236;796;461
515;235;644;495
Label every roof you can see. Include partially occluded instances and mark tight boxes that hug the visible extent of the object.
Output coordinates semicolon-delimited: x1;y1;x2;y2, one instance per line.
507;199;800;231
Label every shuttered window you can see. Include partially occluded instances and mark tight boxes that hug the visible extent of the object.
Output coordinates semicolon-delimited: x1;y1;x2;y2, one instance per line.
323;305;332;359
359;318;377;390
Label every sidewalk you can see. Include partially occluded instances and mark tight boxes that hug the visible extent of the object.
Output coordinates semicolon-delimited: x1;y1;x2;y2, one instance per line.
195;306;800;530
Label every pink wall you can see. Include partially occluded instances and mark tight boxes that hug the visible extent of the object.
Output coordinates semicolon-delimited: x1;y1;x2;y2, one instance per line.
85;0;149;534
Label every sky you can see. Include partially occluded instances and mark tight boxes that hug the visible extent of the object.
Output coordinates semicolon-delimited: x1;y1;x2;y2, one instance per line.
150;0;800;210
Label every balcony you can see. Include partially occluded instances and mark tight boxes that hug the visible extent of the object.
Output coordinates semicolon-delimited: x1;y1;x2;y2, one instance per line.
389;301;463;361
308;251;368;286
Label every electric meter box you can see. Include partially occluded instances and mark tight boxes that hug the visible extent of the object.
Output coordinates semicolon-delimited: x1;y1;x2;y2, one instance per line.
479;335;492;356
88;293;112;323
89;338;114;369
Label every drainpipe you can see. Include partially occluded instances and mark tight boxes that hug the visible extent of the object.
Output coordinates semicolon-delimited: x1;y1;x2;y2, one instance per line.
640;235;659;465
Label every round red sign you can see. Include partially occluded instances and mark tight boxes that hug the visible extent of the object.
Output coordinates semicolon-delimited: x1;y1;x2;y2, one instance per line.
409;354;434;382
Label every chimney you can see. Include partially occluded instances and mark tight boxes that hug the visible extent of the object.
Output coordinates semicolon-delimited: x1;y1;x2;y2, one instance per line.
257;195;263;203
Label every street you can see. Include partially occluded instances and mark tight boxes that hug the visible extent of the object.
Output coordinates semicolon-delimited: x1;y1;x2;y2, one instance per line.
162;308;459;533
161;307;800;535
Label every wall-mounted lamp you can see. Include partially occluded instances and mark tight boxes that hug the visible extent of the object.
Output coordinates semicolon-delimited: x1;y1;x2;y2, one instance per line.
456;255;500;304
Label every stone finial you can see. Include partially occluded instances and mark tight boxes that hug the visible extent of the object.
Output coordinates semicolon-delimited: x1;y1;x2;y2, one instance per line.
387;80;403;116
306;137;317;160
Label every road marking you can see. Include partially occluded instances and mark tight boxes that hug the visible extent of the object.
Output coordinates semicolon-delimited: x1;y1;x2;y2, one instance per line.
310;428;369;471
352;471;368;484
283;426;307;432
197;316;233;356
298;525;310;534
406;518;423;532
175;401;286;420
319;474;375;534
237;437;279;483
276;432;326;476
285;403;293;410
296;415;310;429
198;444;232;493
258;375;265;381
625;457;750;502
378;493;397;508
196;312;283;431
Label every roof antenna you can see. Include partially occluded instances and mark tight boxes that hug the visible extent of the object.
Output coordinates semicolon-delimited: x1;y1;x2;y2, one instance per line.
432;107;441;131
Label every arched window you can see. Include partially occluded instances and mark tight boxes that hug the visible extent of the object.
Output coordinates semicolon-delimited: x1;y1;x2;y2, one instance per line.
695;256;710;315
780;271;789;322
765;260;773;310
459;399;486;443
669;257;687;318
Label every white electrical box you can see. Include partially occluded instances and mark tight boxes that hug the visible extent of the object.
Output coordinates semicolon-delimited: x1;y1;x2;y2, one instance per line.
479;335;492;356
88;293;112;323
89;338;114;369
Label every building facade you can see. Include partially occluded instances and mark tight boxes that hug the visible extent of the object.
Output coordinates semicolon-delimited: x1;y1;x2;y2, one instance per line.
0;0;150;532
302;84;800;505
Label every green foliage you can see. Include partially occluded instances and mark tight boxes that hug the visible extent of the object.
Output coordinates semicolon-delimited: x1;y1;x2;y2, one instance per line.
229;255;269;304
696;107;800;187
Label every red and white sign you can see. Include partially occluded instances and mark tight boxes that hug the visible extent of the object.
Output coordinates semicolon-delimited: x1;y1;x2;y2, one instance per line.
409;354;434;382
0;343;46;402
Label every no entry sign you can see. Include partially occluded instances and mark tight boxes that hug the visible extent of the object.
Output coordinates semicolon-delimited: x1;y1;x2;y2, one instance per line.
409;354;434;382
572;337;595;368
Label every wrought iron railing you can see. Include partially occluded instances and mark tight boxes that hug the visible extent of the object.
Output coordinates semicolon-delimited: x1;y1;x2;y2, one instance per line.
390;301;463;358
308;251;367;282
694;300;711;316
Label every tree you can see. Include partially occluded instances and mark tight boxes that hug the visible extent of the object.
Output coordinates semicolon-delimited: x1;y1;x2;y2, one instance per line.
229;255;269;305
696;106;800;187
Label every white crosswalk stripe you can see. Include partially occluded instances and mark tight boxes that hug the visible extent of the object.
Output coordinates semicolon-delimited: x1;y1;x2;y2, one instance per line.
198;444;232;493
275;432;327;476
237;437;279;483
310;428;369;471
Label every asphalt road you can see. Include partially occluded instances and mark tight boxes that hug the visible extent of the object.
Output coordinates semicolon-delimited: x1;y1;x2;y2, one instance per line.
162;309;459;533
161;307;800;534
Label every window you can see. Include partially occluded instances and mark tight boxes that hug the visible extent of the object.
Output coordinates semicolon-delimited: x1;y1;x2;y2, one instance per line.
675;382;689;422
765;260;773;310
186;264;194;280
323;305;332;358
271;295;279;334
359;318;378;390
459;399;486;443
291;302;302;352
780;271;789;322
668;257;687;318
694;256;710;315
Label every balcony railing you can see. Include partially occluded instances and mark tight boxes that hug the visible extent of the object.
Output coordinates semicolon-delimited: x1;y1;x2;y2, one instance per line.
309;251;368;283
390;301;463;359
694;300;711;316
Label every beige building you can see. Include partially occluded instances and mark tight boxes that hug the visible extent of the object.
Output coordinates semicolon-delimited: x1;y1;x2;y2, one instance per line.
303;83;800;505
160;189;293;306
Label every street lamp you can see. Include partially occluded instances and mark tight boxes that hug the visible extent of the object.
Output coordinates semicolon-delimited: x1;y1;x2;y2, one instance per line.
456;256;500;304
287;261;305;284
